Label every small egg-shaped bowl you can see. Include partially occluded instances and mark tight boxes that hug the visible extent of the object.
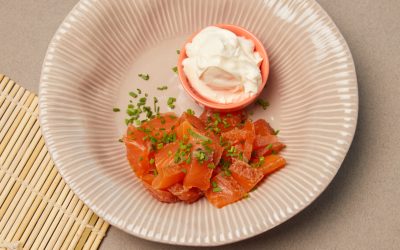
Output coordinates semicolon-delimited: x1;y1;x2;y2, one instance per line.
177;24;269;112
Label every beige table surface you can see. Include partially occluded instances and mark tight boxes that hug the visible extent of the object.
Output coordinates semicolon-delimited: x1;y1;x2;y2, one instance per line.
1;0;399;249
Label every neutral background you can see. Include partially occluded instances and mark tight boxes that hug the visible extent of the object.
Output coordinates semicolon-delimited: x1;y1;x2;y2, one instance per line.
1;0;399;249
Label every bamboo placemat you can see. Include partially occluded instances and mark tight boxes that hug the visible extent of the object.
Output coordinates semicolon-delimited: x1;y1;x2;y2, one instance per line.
0;75;109;250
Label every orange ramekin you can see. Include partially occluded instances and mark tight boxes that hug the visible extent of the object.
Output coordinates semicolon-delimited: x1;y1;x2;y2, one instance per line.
177;24;269;112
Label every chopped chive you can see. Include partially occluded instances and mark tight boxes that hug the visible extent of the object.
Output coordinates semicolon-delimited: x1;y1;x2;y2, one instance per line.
172;66;178;73
157;85;168;90
186;109;195;115
213;127;221;133
176;49;180;54
149;158;155;164
274;129;280;135
188;129;209;141
160;117;166;125
153;169;158;176
138;73;150;80
211;181;217;188
213;187;222;192
157;143;163;149
194;149;208;163
113;108;120;112
256;99;270;110
149;136;157;144
208;163;216;169
118;138;123;143
167;97;176;109
213;113;222;122
266;144;273;150
129;92;138;98
181;168;187;174
137;88;142;94
224;168;232;177
222;119;230;128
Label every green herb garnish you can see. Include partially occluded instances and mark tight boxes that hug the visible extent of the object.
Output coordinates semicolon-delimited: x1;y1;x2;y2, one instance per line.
186;109;195;115
138;73;150;80
172;66;178;73
157;86;168;90
256;99;269;110
113;108;120;112
129;92;138;98
213;187;222;192
176;49;180;54
167;97;176;109
194;150;207;163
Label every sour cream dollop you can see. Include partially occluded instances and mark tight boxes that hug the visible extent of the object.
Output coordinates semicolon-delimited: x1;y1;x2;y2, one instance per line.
182;26;263;104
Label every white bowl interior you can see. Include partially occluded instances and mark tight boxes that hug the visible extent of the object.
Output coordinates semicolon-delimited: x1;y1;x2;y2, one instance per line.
40;0;358;245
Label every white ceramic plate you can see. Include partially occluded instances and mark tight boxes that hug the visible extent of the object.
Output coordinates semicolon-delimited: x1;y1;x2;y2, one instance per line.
39;0;358;246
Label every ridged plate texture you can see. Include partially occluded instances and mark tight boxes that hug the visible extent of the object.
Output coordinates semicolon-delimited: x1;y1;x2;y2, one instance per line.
39;0;358;246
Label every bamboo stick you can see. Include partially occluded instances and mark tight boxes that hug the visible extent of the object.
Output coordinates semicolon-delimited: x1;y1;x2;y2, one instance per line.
38;189;75;249
82;217;104;250
30;182;71;249
4;153;54;242
0;79;16;112
52;195;82;249
0;88;26;136
0;103;38;169
0;139;48;237
19;171;62;245
74;213;98;250
3;159;53;241
0;127;40;215
0;97;40;189
62;206;92;250
60;201;88;250
0;128;45;208
0;75;7;90
0;94;36;155
24;178;66;249
91;221;109;250
12;159;58;241
0;91;30;143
